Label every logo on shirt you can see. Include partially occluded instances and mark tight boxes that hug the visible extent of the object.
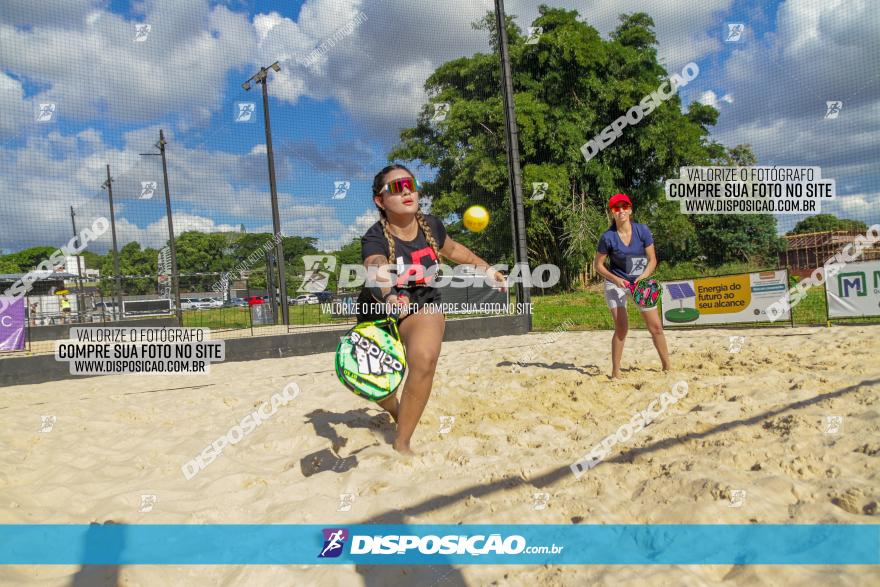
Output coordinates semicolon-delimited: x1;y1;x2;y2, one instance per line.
628;257;648;276
395;246;439;287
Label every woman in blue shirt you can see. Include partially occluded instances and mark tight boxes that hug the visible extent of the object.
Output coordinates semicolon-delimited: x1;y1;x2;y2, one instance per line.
592;193;671;378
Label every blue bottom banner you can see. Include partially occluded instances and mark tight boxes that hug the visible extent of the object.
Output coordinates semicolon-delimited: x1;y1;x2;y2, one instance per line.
1;524;877;565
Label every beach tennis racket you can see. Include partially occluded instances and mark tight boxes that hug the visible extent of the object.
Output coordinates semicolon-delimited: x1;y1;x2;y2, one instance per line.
626;278;662;309
335;316;407;402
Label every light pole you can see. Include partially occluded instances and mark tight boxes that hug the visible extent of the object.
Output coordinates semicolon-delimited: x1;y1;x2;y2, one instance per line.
140;129;183;325
243;61;289;326
494;0;532;330
69;205;86;323
101;165;124;320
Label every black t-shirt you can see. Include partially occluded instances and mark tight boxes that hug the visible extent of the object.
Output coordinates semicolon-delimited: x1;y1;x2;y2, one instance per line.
361;214;448;290
357;215;448;317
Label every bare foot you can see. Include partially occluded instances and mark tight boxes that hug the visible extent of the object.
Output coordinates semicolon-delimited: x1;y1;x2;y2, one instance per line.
611;370;622;379
393;440;416;456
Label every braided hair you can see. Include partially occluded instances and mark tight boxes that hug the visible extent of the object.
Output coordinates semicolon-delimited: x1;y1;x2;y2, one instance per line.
371;164;443;263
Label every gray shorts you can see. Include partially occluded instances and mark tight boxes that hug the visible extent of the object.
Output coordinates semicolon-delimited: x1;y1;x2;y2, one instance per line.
604;280;656;312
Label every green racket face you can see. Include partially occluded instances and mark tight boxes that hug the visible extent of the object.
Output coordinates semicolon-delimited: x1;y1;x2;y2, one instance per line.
633;279;662;308
335;319;407;402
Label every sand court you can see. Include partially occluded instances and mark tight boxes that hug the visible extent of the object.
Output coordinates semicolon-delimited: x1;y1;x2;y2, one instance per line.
1;325;878;585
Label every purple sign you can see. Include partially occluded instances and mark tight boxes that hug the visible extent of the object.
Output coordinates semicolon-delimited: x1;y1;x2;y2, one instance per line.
0;296;26;351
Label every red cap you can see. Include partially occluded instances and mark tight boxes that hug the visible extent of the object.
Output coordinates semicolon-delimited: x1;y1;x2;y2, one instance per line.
608;193;632;209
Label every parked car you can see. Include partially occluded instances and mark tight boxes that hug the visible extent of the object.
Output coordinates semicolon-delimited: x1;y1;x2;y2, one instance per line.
292;294;319;305
245;296;265;306
200;297;223;308
223;297;248;307
315;291;334;302
180;298;212;310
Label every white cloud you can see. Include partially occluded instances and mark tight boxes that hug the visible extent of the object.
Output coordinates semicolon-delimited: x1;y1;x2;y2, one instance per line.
250;0;492;139
825;191;880;218
332;208;379;251
516;0;735;68
672;0;880;239
0;125;363;254
3;0;877;255
698;90;734;108
243;0;736;140
775;191;880;234
106;213;239;250
0;0;257;131
0;72;31;137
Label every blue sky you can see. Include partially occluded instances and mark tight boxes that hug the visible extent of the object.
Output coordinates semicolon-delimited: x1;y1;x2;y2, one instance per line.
0;0;877;256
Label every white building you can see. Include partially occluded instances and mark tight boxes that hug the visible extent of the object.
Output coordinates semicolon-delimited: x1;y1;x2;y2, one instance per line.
63;256;99;279
64;255;85;276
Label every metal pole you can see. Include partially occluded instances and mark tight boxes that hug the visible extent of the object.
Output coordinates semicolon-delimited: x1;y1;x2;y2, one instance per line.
104;165;124;320
158;129;183;326
494;0;532;330
247;279;253;336
69;206;86;323
260;70;289;326
266;250;277;324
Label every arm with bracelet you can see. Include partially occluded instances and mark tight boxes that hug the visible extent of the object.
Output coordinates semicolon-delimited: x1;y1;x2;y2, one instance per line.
363;253;411;318
437;237;508;291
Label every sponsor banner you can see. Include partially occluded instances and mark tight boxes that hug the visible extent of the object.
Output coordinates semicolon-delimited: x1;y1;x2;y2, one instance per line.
0;296;26;351
1;524;876;565
826;259;880;319
661;270;789;326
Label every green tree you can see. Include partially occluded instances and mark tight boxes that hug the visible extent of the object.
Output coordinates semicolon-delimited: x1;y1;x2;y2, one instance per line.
390;6;729;288
279;235;320;294
175;231;233;292
99;241;159;295
0;258;20;274
789;214;868;235
80;250;104;270
334;238;362;267
2;246;58;272
224;232;321;293
689;144;785;266
322;237;364;292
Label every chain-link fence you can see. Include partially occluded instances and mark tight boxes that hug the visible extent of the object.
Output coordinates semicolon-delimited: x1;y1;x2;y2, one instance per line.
2;2;879;357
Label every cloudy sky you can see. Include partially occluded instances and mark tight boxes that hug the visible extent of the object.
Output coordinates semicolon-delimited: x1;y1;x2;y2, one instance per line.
0;0;877;255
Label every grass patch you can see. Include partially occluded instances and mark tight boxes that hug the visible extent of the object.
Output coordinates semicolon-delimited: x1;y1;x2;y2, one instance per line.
531;288;645;331
180;285;880;333
181;304;350;330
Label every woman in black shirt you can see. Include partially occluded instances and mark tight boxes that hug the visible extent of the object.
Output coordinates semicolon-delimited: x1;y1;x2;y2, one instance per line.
359;163;505;455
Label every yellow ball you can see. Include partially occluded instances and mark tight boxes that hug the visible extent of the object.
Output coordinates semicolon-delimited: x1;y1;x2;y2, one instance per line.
463;205;490;232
